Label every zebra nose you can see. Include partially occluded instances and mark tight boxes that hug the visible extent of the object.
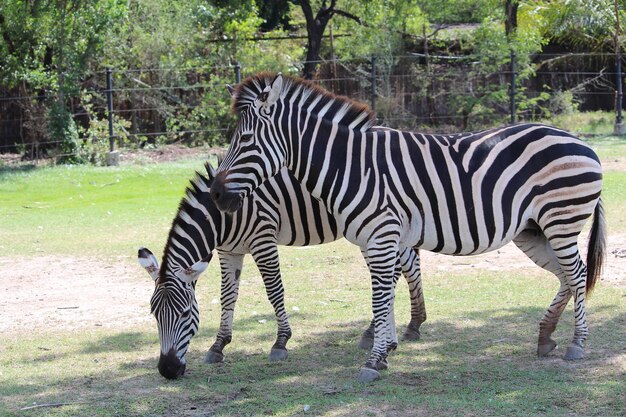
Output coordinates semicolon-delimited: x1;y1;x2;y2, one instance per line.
210;175;226;204
210;172;243;213
158;348;185;379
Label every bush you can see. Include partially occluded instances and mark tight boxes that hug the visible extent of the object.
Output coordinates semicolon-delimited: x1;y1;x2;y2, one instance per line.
47;103;84;164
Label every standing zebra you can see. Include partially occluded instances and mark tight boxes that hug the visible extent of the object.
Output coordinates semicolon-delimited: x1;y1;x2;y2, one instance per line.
210;73;606;382
138;162;426;379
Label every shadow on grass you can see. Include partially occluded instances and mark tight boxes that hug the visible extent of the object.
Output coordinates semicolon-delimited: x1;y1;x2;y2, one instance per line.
4;305;624;417
79;331;155;354
0;163;37;178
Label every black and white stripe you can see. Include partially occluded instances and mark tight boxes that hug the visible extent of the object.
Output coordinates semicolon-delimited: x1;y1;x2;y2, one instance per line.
139;163;426;379
211;73;606;382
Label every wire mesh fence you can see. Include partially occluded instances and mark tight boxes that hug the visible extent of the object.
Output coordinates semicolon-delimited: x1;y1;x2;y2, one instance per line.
0;52;623;160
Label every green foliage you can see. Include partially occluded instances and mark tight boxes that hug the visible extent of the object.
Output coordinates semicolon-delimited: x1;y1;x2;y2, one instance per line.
47;102;84;164
1;0;624;161
415;0;500;24
80;117;132;166
0;0;124;91
167;75;236;147
333;0;429;59
448;13;552;129
527;0;625;50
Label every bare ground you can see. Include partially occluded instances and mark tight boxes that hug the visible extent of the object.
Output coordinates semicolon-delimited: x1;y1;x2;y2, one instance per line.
1;235;625;334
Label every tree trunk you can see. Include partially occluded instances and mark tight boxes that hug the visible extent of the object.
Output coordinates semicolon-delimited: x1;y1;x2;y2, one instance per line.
301;0;332;80
505;0;518;38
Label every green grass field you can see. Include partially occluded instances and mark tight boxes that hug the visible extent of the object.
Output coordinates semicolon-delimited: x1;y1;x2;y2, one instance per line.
0;138;624;417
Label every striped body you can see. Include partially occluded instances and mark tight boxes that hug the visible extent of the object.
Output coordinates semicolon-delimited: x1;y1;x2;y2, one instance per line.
297;124;601;255
211;73;606;381
139;164;426;379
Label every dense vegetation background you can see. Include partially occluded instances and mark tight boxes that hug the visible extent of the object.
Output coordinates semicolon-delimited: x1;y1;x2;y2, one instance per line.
0;0;624;162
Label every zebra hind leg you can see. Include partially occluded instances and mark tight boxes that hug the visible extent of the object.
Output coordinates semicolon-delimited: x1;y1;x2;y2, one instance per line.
205;253;244;364
549;238;590;361
399;247;425;341
513;228;571;357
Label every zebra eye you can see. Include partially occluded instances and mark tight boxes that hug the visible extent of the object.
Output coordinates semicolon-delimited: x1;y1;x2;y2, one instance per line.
258;92;268;102
180;309;191;319
240;133;253;143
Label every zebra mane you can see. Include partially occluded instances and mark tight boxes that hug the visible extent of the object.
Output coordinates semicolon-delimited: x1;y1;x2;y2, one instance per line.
159;162;216;281
232;72;376;132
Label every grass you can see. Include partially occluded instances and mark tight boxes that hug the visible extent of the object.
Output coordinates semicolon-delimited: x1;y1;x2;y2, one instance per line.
547;111;616;136
0;156;210;257
0;132;625;416
1;254;624;417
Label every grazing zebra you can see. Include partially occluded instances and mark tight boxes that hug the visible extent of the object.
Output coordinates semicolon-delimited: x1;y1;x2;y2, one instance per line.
210;73;606;382
138;162;426;379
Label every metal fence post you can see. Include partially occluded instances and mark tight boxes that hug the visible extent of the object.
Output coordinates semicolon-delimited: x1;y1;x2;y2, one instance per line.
235;61;241;85
105;68;119;166
370;56;377;113
615;54;625;135
510;50;516;125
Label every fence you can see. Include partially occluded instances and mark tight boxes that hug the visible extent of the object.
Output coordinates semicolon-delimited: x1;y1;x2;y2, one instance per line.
0;52;624;160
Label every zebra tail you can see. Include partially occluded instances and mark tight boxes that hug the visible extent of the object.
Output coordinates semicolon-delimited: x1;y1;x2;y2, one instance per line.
586;197;606;296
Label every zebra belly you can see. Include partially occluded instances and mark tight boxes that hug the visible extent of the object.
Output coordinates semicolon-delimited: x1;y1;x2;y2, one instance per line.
400;208;529;256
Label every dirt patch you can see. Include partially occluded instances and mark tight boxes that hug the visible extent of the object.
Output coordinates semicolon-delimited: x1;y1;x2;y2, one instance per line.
0;144;225;168
2;235;625;334
118;144;224;165
0;256;153;334
601;156;626;172
422;234;626;289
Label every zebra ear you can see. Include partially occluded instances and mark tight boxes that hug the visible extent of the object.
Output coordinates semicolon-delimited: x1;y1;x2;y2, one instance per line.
226;84;236;97
138;247;159;281
264;73;283;107
175;253;213;284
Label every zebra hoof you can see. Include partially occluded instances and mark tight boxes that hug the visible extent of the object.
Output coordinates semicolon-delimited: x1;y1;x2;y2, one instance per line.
563;343;585;361
204;350;225;364
537;340;558;357
269;348;288;361
402;328;421;342
357;367;380;383
357;334;374;350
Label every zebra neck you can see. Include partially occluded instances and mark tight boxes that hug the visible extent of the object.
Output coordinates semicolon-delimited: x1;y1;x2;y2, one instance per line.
288;114;358;210
162;180;223;275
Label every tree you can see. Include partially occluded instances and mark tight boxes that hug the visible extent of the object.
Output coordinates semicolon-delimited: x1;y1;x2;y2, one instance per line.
0;0;125;159
298;0;361;79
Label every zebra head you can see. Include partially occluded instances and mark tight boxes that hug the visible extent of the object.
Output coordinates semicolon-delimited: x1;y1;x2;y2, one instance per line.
138;247;210;379
211;73;287;213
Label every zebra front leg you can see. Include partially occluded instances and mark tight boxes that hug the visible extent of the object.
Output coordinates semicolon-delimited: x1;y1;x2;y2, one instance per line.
357;243;400;383
358;253;402;350
250;245;292;361
205;253;244;364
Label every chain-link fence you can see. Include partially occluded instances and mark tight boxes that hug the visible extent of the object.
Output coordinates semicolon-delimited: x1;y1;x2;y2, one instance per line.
0;52;623;160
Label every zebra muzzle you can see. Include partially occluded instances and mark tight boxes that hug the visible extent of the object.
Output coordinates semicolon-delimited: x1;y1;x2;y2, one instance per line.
210;173;243;213
158;348;186;379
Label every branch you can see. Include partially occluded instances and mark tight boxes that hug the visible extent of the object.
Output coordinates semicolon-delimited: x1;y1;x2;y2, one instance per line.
299;0;314;24
331;9;362;25
20;402;84;411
